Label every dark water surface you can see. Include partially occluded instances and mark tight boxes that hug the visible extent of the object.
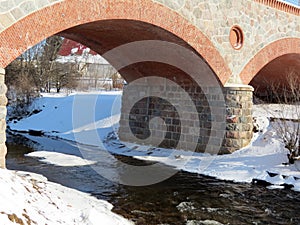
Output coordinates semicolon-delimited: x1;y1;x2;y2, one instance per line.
6;132;300;225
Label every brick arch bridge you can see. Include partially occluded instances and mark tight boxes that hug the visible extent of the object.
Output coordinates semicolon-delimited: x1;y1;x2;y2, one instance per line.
241;38;300;98
0;0;299;167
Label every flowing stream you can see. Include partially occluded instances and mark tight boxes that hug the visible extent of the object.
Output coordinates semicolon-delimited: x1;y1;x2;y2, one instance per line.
6;132;300;225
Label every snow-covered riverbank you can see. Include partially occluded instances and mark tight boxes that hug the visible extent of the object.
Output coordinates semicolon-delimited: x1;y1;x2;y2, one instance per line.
0;168;133;225
8;91;300;192
4;91;135;225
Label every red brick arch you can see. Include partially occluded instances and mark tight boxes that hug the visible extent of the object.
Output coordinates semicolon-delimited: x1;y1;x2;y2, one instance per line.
240;38;300;84
0;0;230;84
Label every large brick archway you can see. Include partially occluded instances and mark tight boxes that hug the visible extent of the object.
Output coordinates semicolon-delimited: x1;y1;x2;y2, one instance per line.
0;0;230;85
0;0;234;168
239;38;300;85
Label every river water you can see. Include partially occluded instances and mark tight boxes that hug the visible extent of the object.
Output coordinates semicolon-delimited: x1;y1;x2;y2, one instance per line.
6;132;300;225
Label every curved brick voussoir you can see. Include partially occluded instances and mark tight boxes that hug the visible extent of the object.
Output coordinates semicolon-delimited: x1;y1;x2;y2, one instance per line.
240;38;300;84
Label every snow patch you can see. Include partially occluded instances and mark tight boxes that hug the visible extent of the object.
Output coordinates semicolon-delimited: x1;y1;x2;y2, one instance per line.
26;151;96;166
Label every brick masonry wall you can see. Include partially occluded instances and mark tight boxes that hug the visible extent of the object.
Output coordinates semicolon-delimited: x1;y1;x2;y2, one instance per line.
0;0;62;30
119;78;253;154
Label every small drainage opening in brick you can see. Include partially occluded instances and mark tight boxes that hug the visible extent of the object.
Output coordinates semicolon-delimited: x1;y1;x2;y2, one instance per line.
229;25;244;50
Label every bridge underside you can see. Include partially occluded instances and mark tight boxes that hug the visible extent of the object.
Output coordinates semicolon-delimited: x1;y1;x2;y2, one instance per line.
59;19;207;84
250;53;300;101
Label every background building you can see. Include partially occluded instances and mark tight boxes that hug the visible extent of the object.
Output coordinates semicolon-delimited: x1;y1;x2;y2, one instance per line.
57;39;124;91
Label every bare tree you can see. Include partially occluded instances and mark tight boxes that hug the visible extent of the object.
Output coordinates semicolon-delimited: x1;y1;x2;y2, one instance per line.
6;35;86;97
267;70;300;163
36;36;64;92
6;45;41;107
52;62;81;93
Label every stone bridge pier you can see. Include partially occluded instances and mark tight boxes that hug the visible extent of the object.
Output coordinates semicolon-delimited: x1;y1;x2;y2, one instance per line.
119;79;254;155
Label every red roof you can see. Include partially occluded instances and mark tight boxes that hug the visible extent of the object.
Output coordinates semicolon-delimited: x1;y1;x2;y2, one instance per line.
58;39;98;56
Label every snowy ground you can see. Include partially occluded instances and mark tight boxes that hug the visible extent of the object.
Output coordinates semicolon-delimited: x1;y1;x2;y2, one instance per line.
4;91;134;225
8;91;300;193
0;168;133;225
